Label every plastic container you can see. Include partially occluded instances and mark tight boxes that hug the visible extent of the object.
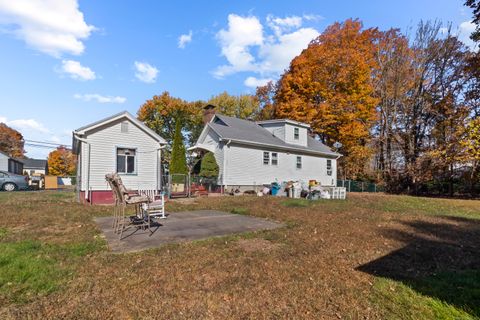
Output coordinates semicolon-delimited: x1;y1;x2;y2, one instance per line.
271;183;280;196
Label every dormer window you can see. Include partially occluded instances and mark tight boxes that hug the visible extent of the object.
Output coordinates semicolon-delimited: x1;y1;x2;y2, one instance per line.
294;127;299;140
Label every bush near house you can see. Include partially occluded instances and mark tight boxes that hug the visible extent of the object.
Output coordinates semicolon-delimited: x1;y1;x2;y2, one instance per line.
199;152;219;178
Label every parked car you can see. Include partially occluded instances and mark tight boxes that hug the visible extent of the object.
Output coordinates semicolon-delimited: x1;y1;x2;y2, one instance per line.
0;171;29;191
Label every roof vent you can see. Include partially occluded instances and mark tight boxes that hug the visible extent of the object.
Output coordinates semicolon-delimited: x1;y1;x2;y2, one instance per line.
121;121;129;133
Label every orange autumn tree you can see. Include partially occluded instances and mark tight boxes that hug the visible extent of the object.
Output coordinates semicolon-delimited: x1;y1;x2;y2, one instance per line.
274;19;379;179
0;122;25;158
47;146;76;176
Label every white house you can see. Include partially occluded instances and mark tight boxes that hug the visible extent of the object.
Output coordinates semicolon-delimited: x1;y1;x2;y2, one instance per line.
72;111;167;204
22;159;48;176
190;108;341;191
0;151;23;175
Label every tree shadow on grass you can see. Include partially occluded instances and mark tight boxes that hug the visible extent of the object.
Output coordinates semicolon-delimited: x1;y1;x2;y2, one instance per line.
356;216;480;317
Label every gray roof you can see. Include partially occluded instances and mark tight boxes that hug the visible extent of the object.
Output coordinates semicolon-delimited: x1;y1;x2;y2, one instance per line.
0;151;24;163
208;114;340;157
22;158;47;169
73;111;166;144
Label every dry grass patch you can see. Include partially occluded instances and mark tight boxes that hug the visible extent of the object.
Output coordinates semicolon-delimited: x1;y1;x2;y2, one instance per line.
0;191;479;319
236;238;282;253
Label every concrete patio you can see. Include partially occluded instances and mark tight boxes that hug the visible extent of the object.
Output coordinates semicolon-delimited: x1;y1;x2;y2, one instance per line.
95;210;283;253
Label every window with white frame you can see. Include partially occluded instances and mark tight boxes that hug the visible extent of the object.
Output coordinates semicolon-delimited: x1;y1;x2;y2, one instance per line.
263;151;270;165
294;127;300;140
327;159;332;176
117;148;136;174
296;156;302;169
271;152;278;165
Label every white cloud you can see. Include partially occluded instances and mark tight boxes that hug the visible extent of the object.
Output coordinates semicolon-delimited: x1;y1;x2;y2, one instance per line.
60;59;96;80
213;14;264;78
259;27;319;74
0;0;95;57
178;30;193;48
267;15;303;37
74;93;126;104
134;61;158;83
458;20;477;51
213;13;320;86
0;115;73;159
244;76;273;88
0;116;50;134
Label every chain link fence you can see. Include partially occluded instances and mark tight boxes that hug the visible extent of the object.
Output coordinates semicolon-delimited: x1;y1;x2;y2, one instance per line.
337;180;384;193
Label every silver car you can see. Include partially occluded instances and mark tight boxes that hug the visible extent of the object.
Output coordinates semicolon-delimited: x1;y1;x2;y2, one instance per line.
0;171;29;191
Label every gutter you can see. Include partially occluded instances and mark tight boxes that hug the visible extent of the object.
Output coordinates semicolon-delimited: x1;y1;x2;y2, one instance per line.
73;133;90;202
219;138;341;158
157;144;166;191
223;139;231;193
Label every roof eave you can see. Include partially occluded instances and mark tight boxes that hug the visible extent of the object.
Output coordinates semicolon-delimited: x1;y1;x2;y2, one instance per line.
219;138;341;158
73;111;167;145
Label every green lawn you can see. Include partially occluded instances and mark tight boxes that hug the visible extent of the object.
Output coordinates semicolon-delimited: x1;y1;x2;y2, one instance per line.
0;191;479;319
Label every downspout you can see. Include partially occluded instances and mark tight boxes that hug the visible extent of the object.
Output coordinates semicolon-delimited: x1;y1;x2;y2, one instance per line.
73;134;90;202
223;139;231;193
157;144;166;192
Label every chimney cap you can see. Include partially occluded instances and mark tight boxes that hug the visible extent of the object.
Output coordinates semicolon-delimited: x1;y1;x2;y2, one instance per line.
204;104;216;110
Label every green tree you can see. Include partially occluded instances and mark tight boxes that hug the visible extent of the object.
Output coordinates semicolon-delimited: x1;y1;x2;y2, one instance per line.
169;118;188;175
199;152;219;177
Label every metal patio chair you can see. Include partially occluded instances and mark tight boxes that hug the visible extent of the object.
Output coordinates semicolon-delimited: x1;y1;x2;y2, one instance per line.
106;173;151;239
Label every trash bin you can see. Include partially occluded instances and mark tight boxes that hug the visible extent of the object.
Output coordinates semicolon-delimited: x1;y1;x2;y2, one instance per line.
271;182;280;196
292;182;301;198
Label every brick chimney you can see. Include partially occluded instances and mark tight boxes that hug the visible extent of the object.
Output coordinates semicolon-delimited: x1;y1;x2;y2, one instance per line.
203;104;216;124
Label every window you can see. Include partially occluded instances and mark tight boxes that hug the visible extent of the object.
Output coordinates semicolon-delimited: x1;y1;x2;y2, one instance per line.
117;148;136;174
296;156;302;169
121;121;129;133
327;159;332;176
271;152;278;165
294;127;300;140
263;152;270;165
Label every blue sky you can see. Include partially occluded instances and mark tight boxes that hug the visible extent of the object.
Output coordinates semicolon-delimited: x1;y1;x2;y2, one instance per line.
0;0;476;158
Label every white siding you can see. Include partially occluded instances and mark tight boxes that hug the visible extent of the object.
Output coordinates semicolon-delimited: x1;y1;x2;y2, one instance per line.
258;122;307;147
259;123;285;140
79;118;161;191
0;153;8;171
224;143;337;186
284;123;308;146
201;129;224;183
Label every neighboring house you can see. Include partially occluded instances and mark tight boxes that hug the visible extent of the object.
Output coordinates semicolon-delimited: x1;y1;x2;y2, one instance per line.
72;111;167;204
0;151;24;175
190;107;341;190
22;158;48;176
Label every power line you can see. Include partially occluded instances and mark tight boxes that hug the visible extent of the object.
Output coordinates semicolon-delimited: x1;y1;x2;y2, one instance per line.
24;139;70;147
24;143;72;149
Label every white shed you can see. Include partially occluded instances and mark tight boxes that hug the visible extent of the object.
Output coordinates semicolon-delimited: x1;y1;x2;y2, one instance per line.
72;111;167;204
0;151;24;175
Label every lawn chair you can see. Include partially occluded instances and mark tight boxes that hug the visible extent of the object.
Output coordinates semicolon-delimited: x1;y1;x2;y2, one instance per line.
105;173;121;230
139;190;166;223
105;173;151;239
